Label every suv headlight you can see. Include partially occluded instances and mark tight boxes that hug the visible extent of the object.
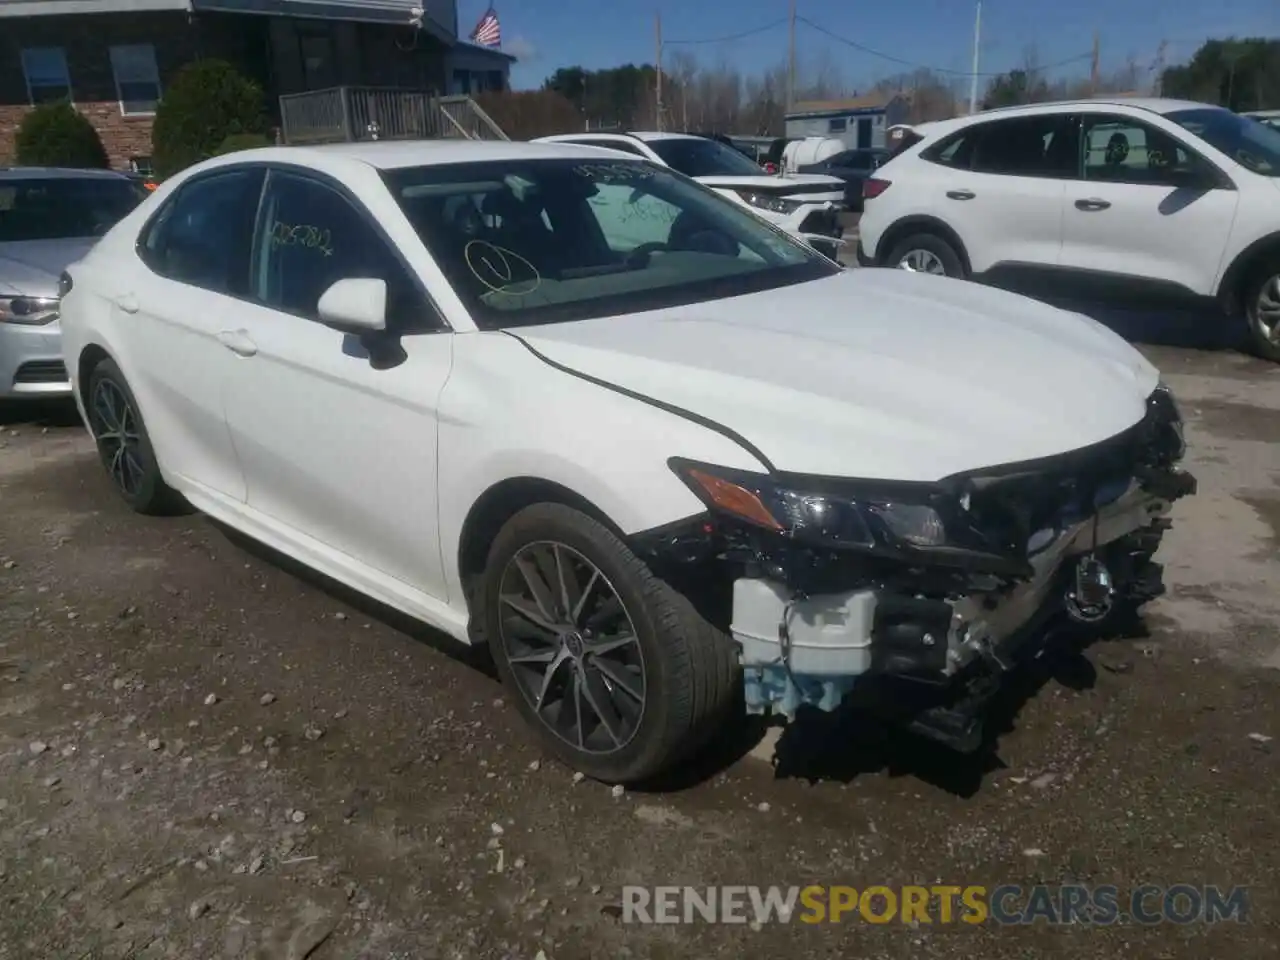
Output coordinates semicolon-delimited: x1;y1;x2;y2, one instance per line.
0;295;59;325
736;191;803;216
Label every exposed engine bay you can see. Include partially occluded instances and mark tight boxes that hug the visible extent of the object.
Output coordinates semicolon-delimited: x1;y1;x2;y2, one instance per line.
632;384;1195;751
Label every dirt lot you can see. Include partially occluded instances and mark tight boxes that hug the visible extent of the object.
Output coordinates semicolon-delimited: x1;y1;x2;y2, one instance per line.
2;330;1280;959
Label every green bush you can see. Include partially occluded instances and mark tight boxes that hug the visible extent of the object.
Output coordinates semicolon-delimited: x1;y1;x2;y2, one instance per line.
151;59;266;178
14;101;109;169
213;132;274;156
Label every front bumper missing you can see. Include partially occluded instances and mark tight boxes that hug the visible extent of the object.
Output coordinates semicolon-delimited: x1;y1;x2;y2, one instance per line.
631;389;1196;751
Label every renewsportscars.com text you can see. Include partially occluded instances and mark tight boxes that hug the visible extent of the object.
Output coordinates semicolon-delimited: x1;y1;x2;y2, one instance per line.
621;884;1249;926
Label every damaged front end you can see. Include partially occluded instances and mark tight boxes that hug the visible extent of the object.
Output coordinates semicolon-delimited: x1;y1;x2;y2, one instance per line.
631;383;1195;751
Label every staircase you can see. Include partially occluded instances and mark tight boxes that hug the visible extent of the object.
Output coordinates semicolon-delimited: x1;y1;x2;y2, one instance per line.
279;87;509;146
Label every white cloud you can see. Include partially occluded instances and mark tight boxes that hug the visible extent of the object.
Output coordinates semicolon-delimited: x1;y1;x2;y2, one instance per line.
504;35;538;61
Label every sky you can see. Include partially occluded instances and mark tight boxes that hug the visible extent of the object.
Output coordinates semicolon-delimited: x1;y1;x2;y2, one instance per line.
456;0;1278;94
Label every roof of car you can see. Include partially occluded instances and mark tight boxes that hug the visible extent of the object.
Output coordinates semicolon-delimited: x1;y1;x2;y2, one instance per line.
211;138;643;171
0;166;137;181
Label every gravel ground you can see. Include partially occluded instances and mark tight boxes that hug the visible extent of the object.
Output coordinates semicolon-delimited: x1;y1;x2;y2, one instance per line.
2;324;1280;959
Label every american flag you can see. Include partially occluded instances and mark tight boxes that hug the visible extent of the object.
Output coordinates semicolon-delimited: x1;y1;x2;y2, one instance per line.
470;6;501;47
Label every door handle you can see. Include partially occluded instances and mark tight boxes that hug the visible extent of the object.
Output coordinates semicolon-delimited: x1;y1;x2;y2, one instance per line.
1075;197;1112;211
946;189;976;200
216;329;258;357
113;293;139;314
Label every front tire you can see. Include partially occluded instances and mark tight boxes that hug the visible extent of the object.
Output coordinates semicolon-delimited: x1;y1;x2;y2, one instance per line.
481;503;739;784
886;232;965;278
1244;264;1280;363
86;359;184;515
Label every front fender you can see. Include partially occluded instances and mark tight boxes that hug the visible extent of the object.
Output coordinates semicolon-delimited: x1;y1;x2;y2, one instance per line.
436;332;766;614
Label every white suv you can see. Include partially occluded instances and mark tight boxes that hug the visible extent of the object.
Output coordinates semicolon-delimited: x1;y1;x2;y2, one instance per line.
533;131;845;259
857;98;1280;361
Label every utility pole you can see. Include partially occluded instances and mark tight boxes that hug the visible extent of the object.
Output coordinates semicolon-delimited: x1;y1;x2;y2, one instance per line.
655;10;663;131
1089;31;1100;96
787;0;797;112
967;0;982;114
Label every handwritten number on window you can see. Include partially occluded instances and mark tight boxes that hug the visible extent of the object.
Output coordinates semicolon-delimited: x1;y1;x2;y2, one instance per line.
270;220;334;257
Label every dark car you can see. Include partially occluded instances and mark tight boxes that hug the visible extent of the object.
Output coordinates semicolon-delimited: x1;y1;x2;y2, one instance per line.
796;147;889;211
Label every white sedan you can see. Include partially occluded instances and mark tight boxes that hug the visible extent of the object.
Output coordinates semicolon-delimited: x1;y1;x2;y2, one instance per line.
59;140;1194;783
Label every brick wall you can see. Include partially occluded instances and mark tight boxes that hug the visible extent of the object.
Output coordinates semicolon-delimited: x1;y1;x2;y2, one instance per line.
0;11;200;170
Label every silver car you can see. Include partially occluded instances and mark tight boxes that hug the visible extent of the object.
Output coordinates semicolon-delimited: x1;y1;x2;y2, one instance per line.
1;168;148;400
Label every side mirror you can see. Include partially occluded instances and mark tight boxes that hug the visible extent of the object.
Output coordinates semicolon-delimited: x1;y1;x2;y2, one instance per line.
317;277;387;335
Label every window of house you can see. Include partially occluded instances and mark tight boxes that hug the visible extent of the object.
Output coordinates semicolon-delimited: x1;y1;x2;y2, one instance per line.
110;44;162;115
20;47;72;104
253;172;432;332
299;31;337;89
828;118;847;134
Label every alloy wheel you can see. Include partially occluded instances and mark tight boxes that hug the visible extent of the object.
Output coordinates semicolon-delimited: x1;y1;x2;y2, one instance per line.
897;248;947;275
90;379;146;498
497;541;647;754
1253;272;1280;345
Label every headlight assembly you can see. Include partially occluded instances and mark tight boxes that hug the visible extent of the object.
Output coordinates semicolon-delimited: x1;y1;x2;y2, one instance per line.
736;191;803;216
672;459;963;549
670;458;1030;575
0;296;59;325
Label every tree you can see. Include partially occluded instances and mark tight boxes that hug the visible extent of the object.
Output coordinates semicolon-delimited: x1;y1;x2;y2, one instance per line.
151;59;266;178
1161;38;1280;111
14;101;108;169
981;68;1050;109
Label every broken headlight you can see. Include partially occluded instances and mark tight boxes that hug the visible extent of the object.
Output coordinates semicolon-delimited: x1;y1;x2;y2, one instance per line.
670;458;950;549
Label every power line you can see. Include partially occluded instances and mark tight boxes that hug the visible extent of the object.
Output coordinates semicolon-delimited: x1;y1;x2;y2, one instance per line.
663;18;787;46
796;15;1094;77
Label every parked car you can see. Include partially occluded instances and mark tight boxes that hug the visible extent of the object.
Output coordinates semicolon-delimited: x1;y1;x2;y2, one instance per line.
59;140;1194;783
798;146;890;211
856;98;1280;362
0;167;149;401
533;131;846;259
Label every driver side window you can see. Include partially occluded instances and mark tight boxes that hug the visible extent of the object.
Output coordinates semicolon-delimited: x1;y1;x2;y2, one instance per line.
586;182;681;252
251;172;437;333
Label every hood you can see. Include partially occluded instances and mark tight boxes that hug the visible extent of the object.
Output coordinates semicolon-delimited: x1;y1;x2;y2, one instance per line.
516;269;1160;481
784;172;848;186
694;174;841;196
0;238;97;296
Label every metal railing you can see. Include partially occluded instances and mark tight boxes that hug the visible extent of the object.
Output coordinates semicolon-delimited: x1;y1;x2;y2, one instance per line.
279;87;508;145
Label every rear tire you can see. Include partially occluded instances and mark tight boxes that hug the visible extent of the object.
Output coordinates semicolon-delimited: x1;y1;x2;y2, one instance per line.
885;232;966;278
1243;263;1280;363
481;502;739;784
86;359;185;515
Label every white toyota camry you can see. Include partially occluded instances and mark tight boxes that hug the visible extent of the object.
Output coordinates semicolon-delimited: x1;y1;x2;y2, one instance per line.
59;140;1195;783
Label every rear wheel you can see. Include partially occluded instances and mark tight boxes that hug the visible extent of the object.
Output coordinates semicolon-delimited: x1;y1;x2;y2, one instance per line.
481;503;739;784
1244;264;1280;363
886;232;965;278
86;359;185;514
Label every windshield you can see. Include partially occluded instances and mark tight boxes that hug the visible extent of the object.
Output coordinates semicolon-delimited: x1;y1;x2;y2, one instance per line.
382;158;836;329
0;176;147;242
1166;107;1280;177
646;137;769;178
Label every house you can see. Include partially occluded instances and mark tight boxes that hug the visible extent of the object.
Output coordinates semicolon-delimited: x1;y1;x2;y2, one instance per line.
0;0;516;170
784;93;911;151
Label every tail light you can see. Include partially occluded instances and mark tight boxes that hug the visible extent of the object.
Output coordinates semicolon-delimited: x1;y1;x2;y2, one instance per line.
863;178;891;200
762;162;779;175
142;180;158;191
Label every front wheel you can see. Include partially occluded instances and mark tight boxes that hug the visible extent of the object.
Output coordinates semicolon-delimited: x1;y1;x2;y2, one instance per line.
86;359;185;515
481;503;739;784
885;232;966;278
1244;265;1280;363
